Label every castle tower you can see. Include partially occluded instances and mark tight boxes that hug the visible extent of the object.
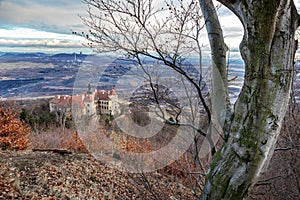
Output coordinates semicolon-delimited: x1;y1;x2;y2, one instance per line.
108;88;119;116
84;83;96;116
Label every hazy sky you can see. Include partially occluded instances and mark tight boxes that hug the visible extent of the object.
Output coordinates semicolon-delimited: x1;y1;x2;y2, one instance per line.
0;0;244;53
0;0;88;53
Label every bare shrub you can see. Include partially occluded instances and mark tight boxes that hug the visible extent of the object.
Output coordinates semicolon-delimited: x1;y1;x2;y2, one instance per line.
29;127;87;152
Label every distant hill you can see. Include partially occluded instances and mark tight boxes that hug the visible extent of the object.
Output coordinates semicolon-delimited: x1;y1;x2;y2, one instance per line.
0;52;88;64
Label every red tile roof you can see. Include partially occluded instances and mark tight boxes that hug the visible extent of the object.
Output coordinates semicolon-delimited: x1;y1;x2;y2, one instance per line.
50;95;72;108
72;95;86;109
83;95;93;102
50;88;116;111
94;90;110;101
109;88;117;95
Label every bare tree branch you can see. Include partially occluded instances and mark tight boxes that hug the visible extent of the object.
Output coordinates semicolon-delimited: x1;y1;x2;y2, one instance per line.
275;145;300;151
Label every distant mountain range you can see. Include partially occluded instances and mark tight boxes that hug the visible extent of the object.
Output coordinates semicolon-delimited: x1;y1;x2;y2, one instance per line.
0;52;89;65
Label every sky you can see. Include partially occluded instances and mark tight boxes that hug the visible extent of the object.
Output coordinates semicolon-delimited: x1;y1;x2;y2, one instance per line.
0;0;90;53
0;0;247;54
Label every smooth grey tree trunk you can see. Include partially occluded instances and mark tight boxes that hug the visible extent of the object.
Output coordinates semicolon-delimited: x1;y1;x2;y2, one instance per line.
199;0;232;141
200;0;300;199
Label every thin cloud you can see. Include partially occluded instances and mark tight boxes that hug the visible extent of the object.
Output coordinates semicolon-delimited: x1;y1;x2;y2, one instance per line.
0;27;82;40
0;27;86;48
0;0;245;52
0;38;84;48
0;0;86;34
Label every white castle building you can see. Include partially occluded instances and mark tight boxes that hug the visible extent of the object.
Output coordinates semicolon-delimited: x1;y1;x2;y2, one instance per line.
49;84;119;117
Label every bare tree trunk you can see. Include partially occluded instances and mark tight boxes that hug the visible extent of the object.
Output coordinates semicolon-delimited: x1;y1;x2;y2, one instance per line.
198;0;232;147
199;0;228;91
80;0;299;198
201;0;299;199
